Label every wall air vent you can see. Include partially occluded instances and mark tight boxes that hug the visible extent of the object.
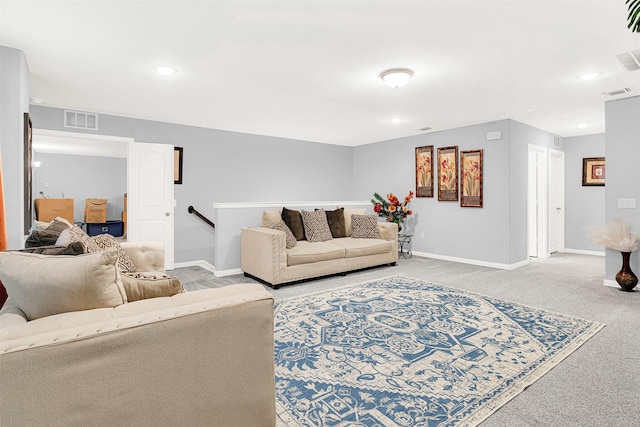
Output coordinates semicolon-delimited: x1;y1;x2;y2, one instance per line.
64;110;98;130
614;48;640;72
602;87;633;97
419;126;432;131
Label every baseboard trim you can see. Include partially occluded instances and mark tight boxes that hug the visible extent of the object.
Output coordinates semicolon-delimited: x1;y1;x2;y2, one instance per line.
603;279;620;288
172;260;216;273
561;248;605;256
411;251;529;270
214;268;243;277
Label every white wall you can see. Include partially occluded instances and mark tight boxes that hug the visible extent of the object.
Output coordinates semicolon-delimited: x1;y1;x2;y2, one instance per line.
563;133;605;253
0;46;30;248
604;95;640;281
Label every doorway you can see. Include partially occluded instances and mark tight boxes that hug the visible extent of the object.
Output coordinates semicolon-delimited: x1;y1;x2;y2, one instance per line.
527;145;565;258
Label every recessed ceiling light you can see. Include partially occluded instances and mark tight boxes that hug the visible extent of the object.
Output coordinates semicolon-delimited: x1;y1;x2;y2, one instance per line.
578;123;589;129
154;65;177;76
578;72;600;81
391;118;402;124
380;68;413;88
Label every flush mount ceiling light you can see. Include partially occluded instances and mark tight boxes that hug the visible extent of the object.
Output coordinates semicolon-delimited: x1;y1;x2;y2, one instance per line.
154;65;177;76
578;123;589;129
577;72;600;81
380;68;414;88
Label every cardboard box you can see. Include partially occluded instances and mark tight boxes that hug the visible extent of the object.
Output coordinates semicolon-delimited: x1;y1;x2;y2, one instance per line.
34;199;74;223
85;199;107;223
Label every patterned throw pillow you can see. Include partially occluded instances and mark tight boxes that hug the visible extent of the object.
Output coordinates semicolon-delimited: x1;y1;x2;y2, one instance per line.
120;272;184;302
301;209;333;243
68;226;100;253
351;214;380;239
90;234;137;272
271;221;297;249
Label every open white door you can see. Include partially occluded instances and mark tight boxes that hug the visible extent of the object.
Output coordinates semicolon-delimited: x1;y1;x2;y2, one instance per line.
127;142;174;269
548;149;565;254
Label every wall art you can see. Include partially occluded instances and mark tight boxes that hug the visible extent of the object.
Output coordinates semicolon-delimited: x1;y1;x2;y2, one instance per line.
460;149;483;207
174;146;183;184
582;157;605;186
437;146;458;201
415;145;433;197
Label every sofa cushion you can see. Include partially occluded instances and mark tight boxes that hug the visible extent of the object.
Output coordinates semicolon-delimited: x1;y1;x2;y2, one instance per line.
325;208;347;238
331;237;393;258
351;214;381;239
271;220;297;249
282;207;306;241
301;209;333;243
285;241;345;266
0;248;127;321
120;272;184;302
341;208;366;237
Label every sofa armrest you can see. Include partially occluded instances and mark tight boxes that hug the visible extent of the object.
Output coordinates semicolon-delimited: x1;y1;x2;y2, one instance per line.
120;241;165;273
377;222;399;254
241;227;286;284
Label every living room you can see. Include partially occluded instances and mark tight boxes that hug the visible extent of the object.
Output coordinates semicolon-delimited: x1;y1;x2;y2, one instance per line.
1;1;640;426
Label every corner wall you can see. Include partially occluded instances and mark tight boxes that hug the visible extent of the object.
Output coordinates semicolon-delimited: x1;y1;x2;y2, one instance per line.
604;95;640;281
0;46;30;248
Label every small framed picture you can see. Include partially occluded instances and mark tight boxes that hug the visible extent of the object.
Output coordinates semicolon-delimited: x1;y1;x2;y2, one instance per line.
174;147;183;184
437;146;459;201
415;146;433;197
582;157;605;186
460;149;483;207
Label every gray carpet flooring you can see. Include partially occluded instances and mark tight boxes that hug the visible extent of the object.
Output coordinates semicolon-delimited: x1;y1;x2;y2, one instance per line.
170;253;639;427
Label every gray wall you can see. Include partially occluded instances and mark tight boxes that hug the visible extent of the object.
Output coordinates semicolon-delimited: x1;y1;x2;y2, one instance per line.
29;105;354;265
604;95;640;281
563;134;605;252
353;119;560;266
32;152;127;223
0;46;30;248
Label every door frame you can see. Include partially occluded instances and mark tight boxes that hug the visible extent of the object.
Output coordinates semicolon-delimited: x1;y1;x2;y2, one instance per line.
548;149;565;254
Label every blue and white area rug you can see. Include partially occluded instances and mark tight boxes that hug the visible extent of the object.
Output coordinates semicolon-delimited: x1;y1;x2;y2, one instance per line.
274;276;604;426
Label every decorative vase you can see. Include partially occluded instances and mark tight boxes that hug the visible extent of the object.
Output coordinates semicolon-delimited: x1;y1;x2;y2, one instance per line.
615;251;638;292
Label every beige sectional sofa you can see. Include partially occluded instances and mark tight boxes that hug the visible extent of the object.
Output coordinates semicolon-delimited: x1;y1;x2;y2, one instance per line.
0;242;276;427
241;208;399;288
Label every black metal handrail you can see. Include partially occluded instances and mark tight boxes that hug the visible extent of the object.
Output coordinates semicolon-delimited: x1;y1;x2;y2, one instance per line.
188;206;215;229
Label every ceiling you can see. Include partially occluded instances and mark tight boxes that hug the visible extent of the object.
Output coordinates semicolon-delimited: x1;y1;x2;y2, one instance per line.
1;1;638;146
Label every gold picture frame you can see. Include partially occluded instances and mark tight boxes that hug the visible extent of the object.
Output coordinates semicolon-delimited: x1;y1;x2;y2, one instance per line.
437;146;458;201
415;146;434;198
582;157;605;186
460;149;483;207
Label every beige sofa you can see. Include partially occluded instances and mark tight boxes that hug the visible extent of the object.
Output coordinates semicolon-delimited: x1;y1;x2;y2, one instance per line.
0;242;276;427
241;219;399;289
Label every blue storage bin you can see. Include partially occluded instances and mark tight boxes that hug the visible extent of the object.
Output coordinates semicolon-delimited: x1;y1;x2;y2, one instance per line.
86;221;124;237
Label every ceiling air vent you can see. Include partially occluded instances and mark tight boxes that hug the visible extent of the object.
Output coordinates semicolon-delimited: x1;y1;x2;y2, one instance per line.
614;48;640;72
602;87;633;97
64;110;98;130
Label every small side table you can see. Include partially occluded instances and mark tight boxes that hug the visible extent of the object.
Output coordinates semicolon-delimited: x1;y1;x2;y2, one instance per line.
398;234;413;259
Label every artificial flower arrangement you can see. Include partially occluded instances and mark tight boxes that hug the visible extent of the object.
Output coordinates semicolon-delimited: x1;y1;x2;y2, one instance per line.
371;191;414;226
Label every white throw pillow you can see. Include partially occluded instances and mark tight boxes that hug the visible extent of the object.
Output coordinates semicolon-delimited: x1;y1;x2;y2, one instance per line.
0;248;127;320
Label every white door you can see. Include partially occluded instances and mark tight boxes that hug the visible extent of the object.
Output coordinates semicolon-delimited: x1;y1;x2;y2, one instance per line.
527;152;538;257
548;150;565;254
127;142;174;269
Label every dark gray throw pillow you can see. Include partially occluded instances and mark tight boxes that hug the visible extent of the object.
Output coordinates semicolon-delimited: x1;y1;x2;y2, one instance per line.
325;208;347;238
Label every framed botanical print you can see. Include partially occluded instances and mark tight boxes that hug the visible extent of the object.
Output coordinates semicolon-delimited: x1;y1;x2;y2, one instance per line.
582;157;605;186
460;149;483;207
437;146;458;201
415;146;433;197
